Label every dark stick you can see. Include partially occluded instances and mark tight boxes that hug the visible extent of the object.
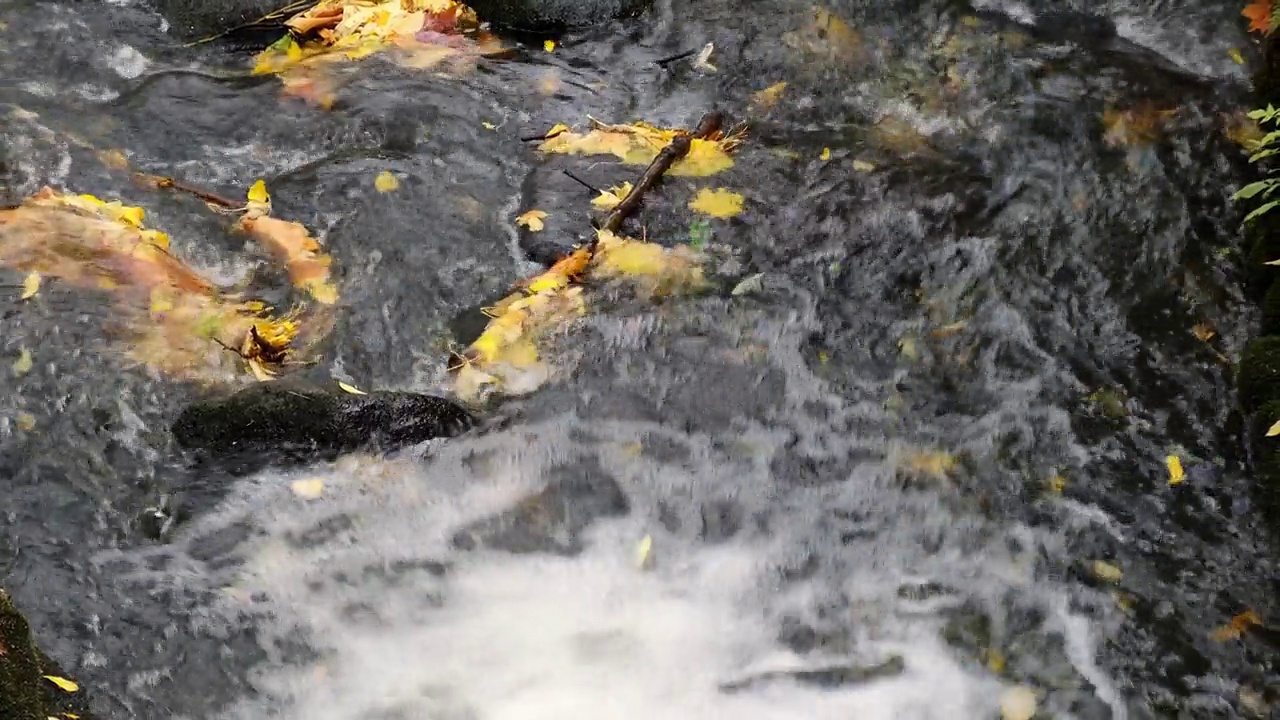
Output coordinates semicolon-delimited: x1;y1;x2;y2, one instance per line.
521;127;567;142
654;48;698;66
599;111;723;238
136;174;241;209
562;170;601;195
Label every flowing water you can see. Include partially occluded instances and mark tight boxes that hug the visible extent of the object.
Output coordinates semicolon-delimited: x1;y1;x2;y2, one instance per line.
2;0;1276;718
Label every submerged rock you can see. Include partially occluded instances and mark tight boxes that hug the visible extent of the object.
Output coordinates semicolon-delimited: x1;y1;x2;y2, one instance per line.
172;379;473;456
451;458;629;554
0;589;96;720
456;0;649;31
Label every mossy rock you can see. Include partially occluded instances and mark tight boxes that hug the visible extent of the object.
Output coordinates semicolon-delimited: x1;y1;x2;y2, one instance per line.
0;589;96;720
1238;336;1280;412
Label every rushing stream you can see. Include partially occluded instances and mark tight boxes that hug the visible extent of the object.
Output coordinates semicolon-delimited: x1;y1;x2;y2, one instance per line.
2;0;1278;717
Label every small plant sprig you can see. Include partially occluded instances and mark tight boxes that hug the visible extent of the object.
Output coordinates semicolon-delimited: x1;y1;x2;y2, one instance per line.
1235;104;1280;224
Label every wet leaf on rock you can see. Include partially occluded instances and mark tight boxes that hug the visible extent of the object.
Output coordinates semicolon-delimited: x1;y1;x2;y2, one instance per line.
1266;419;1280;437
515;209;547;232
1000;686;1037;720
688;188;744;219
43;675;78;692
751;82;787;111
590;182;633;211
290;478;326;499
636;534;654;570
374;171;400;192
1167;454;1185;485
1210;608;1262;640
21;271;41;300
538;118;742;176
337;381;367;395
1091;560;1123;584
12;348;32;376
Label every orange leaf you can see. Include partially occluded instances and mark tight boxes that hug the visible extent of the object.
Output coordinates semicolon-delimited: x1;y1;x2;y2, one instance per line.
1244;0;1272;34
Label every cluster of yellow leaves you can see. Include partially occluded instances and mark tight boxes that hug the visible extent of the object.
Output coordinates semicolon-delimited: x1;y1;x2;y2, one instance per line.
538;119;742;177
252;0;504;106
452;229;706;402
0;183;335;384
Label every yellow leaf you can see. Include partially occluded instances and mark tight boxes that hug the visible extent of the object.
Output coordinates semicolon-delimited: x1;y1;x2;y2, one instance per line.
247;179;270;204
903;450;956;478
545;122;570;138
688;188;744;219
984;648;1006;674
538;120;739;176
1211;609;1262;641
636;534;654;570
12;348;32;376
43;676;78;693
1092;560;1123;584
590;181;633;211
97;149;130;169
15;413;35;432
515;209;547;232
820;147;831;161
290;478;326;499
1191;322;1216;342
1229;47;1246;64
338;381;367;395
751;81;787;110
544;39;556;52
693;42;716;72
21;271;40;300
374;171;400;192
1047;474;1066;494
1000;686;1037;720
1167;454;1185;485
852;159;876;172
1267;419;1280;437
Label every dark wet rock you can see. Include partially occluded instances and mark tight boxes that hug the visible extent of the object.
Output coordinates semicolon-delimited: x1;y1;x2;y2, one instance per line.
451;458;629;554
465;0;650;32
0;589;97;720
1239;337;1280;413
1264;282;1280;337
148;0;289;41
719;656;905;693
172;378;473;457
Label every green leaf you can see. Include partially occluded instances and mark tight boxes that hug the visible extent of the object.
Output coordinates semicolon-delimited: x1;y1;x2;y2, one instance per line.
1234;180;1275;200
1249;148;1280;163
1243;199;1280;224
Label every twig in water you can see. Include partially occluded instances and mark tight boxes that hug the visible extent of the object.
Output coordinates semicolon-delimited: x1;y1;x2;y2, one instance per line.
135;174;241;209
598;111;723;239
562;170;601;195
521;127;567;142
654;48;698;66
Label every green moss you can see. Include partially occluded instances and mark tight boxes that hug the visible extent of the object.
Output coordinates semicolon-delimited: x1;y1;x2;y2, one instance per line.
1238;336;1280;412
0;590;47;720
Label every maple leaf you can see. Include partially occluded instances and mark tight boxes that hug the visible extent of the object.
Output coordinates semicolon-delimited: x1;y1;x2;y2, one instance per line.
1244;0;1272;34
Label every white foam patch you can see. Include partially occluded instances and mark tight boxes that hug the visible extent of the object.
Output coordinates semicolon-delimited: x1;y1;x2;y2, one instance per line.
107;44;150;79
